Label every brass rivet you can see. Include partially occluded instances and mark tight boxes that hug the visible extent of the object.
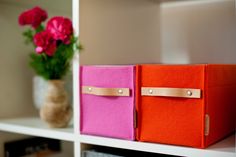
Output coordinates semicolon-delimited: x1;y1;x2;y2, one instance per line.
88;87;92;92
149;89;153;94
118;89;123;94
187;90;192;96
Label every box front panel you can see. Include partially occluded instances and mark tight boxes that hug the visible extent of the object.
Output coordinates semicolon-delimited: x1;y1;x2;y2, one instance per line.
80;66;135;140
137;65;205;148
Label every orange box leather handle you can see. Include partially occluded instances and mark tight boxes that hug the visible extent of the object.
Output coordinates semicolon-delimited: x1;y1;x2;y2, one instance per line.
82;86;130;97
141;87;201;98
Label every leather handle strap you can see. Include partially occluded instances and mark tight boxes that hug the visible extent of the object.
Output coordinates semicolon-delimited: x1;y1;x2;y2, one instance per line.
141;87;201;98
82;86;130;97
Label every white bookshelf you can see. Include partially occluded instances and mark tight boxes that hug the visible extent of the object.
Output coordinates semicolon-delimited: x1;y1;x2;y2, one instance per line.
0;117;235;157
0;0;235;156
0;117;74;142
78;134;236;157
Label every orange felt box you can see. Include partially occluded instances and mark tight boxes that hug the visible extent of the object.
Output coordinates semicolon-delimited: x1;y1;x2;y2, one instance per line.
136;64;236;148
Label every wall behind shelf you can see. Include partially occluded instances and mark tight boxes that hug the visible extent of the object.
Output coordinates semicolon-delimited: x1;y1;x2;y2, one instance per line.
0;2;37;119
160;0;236;64
80;0;236;65
80;0;161;65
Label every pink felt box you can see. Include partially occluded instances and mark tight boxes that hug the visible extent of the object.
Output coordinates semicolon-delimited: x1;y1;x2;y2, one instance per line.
80;65;135;140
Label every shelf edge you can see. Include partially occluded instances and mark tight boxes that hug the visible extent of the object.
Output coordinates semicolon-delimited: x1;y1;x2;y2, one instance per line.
0;121;75;142
78;134;235;157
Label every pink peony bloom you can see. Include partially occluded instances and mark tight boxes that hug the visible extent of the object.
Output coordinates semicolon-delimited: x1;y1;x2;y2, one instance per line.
46;16;73;44
33;30;57;56
18;6;47;29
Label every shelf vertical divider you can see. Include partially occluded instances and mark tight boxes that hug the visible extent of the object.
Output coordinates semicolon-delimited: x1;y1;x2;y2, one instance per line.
73;0;81;156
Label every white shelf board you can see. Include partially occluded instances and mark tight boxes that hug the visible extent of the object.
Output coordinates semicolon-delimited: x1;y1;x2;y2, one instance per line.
0;117;75;142
0;117;235;157
78;134;235;157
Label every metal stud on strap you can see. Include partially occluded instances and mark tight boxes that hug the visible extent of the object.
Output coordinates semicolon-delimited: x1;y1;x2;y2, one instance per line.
82;86;130;97
141;87;201;98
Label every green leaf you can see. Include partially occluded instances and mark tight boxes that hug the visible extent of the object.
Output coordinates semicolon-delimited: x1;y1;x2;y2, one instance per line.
23;29;34;45
35;24;44;33
25;34;82;80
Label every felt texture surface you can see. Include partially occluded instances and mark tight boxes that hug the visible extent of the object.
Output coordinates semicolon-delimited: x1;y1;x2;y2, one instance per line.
205;65;236;147
80;65;135;140
136;64;236;148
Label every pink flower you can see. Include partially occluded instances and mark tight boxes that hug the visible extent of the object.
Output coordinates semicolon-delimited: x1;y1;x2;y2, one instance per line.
33;30;57;56
46;16;73;44
18;6;48;29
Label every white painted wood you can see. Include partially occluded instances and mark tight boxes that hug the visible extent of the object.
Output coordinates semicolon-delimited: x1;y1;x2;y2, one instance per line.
78;134;235;157
72;1;81;156
0;117;74;142
0;117;235;156
74;140;81;157
73;0;80;37
72;0;80;135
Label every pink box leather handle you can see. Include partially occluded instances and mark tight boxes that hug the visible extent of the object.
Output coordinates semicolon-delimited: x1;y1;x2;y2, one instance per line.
82;86;130;97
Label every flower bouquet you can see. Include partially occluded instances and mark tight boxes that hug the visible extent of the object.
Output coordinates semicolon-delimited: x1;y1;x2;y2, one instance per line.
18;6;81;80
18;6;81;128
